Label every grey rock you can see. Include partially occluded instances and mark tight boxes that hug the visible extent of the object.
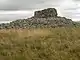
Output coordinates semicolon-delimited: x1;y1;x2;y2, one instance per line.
34;8;57;18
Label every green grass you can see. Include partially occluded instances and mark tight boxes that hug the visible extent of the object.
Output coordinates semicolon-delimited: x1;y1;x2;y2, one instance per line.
0;27;80;60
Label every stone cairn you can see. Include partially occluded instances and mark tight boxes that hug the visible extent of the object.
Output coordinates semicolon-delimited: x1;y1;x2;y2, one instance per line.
0;8;74;29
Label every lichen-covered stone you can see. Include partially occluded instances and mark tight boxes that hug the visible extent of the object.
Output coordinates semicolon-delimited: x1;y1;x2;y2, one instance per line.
34;8;57;18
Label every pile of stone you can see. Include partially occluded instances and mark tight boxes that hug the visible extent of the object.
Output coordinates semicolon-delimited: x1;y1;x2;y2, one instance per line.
0;8;75;29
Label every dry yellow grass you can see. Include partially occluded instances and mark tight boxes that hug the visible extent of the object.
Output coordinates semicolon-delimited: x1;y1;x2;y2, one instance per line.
0;28;52;39
0;27;80;60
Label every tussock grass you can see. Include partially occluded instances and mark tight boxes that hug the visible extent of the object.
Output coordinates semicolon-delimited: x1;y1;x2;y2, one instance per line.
0;28;80;60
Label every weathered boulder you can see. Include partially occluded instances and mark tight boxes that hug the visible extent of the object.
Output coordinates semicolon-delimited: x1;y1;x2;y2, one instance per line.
34;8;58;18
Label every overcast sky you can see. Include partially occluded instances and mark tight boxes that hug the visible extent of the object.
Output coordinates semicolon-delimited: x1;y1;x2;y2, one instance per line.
0;0;80;23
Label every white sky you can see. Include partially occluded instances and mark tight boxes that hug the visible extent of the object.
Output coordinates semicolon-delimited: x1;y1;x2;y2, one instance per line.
0;0;80;23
